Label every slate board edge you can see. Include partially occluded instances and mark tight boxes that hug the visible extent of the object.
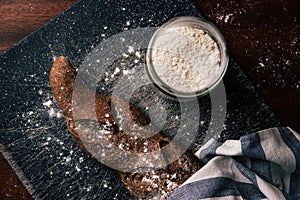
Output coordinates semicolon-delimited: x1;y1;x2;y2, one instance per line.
0;145;38;199
0;0;83;58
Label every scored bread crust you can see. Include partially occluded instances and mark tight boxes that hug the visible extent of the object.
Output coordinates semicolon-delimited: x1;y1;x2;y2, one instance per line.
50;56;203;199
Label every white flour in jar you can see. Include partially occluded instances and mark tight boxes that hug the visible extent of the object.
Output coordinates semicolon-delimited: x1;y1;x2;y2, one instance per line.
150;25;221;93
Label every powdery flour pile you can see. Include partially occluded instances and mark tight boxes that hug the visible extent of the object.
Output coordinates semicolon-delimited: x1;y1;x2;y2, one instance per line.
150;25;221;93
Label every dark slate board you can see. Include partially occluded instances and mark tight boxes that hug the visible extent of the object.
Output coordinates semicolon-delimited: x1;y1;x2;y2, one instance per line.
0;0;280;199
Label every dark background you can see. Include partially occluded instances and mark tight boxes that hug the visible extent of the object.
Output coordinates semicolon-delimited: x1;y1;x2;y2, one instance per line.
0;0;299;199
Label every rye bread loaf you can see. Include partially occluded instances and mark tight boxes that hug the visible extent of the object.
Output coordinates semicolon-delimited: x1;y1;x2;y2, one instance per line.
50;56;203;199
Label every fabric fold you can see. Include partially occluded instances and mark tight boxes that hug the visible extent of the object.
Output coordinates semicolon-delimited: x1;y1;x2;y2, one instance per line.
169;127;300;200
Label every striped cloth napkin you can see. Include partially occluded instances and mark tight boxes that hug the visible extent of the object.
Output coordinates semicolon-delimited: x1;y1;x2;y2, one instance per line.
169;127;300;200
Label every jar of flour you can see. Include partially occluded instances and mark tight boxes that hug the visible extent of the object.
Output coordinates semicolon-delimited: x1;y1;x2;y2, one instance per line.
146;16;228;98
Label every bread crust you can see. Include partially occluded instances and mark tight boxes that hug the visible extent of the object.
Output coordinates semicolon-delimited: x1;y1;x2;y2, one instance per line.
50;56;203;199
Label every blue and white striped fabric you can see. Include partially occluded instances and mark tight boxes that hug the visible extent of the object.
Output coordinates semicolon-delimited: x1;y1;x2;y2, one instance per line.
169;127;300;200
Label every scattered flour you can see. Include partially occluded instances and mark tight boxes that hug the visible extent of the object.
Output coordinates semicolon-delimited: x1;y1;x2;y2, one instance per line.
43;100;53;107
217;13;234;23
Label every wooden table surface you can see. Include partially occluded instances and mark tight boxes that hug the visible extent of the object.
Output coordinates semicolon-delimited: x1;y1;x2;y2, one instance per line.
0;0;299;199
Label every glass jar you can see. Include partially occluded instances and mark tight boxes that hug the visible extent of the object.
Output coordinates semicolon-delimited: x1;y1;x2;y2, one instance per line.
146;16;229;98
